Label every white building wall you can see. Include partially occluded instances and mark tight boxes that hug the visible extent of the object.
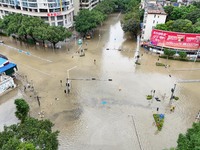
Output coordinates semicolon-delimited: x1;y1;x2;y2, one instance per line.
0;75;16;95
142;13;166;41
74;0;102;16
0;0;74;28
73;0;80;15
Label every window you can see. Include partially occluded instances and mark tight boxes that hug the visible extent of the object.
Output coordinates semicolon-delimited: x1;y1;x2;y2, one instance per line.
57;16;63;20
41;17;48;21
154;15;156;18
51;16;55;21
153;20;155;23
157;16;159;18
58;21;64;26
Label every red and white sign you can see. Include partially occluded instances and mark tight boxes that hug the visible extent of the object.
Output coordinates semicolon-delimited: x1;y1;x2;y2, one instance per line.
150;29;200;50
47;12;61;17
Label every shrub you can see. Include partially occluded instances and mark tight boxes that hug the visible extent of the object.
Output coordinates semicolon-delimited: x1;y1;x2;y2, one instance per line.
174;96;179;100
156;62;166;66
153;114;164;131
146;95;153;100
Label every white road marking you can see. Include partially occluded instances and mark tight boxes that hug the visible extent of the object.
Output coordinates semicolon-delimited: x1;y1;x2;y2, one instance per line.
19;63;52;77
2;44;53;63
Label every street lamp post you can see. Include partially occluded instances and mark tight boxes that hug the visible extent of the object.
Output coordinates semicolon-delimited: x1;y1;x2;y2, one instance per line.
65;66;77;94
195;40;200;62
194;49;200;62
169;84;176;105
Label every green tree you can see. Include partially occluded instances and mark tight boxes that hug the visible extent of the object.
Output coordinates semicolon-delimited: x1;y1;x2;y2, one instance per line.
0;117;59;150
94;0;115;14
192;1;200;9
164;48;176;57
193;20;200;33
0;13;71;47
155;23;169;31
17;142;35;150
186;9;200;24
177;122;200;150
121;11;141;37
20;16;46;42
0;118;59;150
178;51;187;59
171;19;194;33
124;0;140;12
2;137;21;150
46;25;71;48
164;6;174;21
170;5;197;20
165;20;174;31
91;10;106;25
33;26;48;46
75;9;102;36
14;99;30;122
0;14;23;36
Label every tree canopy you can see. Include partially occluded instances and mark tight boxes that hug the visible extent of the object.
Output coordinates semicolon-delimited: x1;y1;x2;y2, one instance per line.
14;99;30;123
155;19;196;33
177;122;200;150
121;0;142;37
160;4;200;33
74;0;141;36
0;13;71;48
75;9;104;35
0;99;59;150
164;48;176;57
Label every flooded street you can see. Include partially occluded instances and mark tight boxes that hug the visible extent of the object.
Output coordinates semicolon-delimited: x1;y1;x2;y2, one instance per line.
0;13;200;150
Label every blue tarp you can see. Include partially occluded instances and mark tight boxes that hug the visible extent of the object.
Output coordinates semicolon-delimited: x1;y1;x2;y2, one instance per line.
0;57;8;65
0;63;17;74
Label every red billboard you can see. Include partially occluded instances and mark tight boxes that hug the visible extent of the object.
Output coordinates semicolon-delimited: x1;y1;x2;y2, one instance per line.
150;29;200;50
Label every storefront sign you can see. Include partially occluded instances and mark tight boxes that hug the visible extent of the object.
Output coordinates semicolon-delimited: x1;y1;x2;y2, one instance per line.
150;29;200;50
47;12;61;17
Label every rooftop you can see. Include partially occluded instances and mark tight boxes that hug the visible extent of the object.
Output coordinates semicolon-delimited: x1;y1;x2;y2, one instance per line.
0;57;9;68
147;2;167;15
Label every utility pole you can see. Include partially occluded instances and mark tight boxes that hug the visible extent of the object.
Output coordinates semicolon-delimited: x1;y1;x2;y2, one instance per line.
169;84;176;105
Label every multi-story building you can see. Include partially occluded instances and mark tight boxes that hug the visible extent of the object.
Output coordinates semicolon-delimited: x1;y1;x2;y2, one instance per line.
0;0;74;28
74;0;102;15
141;1;167;41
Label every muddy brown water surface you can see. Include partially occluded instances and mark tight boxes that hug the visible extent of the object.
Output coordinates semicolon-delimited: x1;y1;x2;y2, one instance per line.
0;13;200;150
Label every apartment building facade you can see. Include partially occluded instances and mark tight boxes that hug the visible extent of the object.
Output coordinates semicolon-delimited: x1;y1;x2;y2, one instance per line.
141;1;167;41
74;0;102;15
0;0;74;28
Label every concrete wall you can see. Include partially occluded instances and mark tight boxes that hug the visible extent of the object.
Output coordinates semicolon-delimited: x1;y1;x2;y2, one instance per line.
142;13;166;41
0;75;16;95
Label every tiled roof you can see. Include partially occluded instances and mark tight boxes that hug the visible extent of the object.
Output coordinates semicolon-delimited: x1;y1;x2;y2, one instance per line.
147;3;167;14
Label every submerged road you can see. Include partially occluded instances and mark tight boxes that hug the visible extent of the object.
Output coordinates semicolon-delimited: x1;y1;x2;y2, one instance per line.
0;13;200;150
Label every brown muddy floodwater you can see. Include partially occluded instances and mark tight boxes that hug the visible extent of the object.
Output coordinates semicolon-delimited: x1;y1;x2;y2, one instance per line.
0;13;200;150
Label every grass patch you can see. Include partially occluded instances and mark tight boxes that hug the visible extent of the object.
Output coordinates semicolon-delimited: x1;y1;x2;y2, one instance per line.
174;96;179;101
153;114;164;131
156;62;166;66
146;95;153;100
159;55;200;62
135;62;141;65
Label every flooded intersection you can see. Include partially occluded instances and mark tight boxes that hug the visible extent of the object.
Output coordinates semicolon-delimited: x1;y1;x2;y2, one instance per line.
0;13;200;150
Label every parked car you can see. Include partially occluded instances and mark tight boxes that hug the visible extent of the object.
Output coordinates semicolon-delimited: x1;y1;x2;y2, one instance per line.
86;35;91;39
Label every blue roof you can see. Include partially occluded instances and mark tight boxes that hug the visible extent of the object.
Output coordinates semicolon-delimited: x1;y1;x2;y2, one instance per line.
0;63;17;74
0;57;8;66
